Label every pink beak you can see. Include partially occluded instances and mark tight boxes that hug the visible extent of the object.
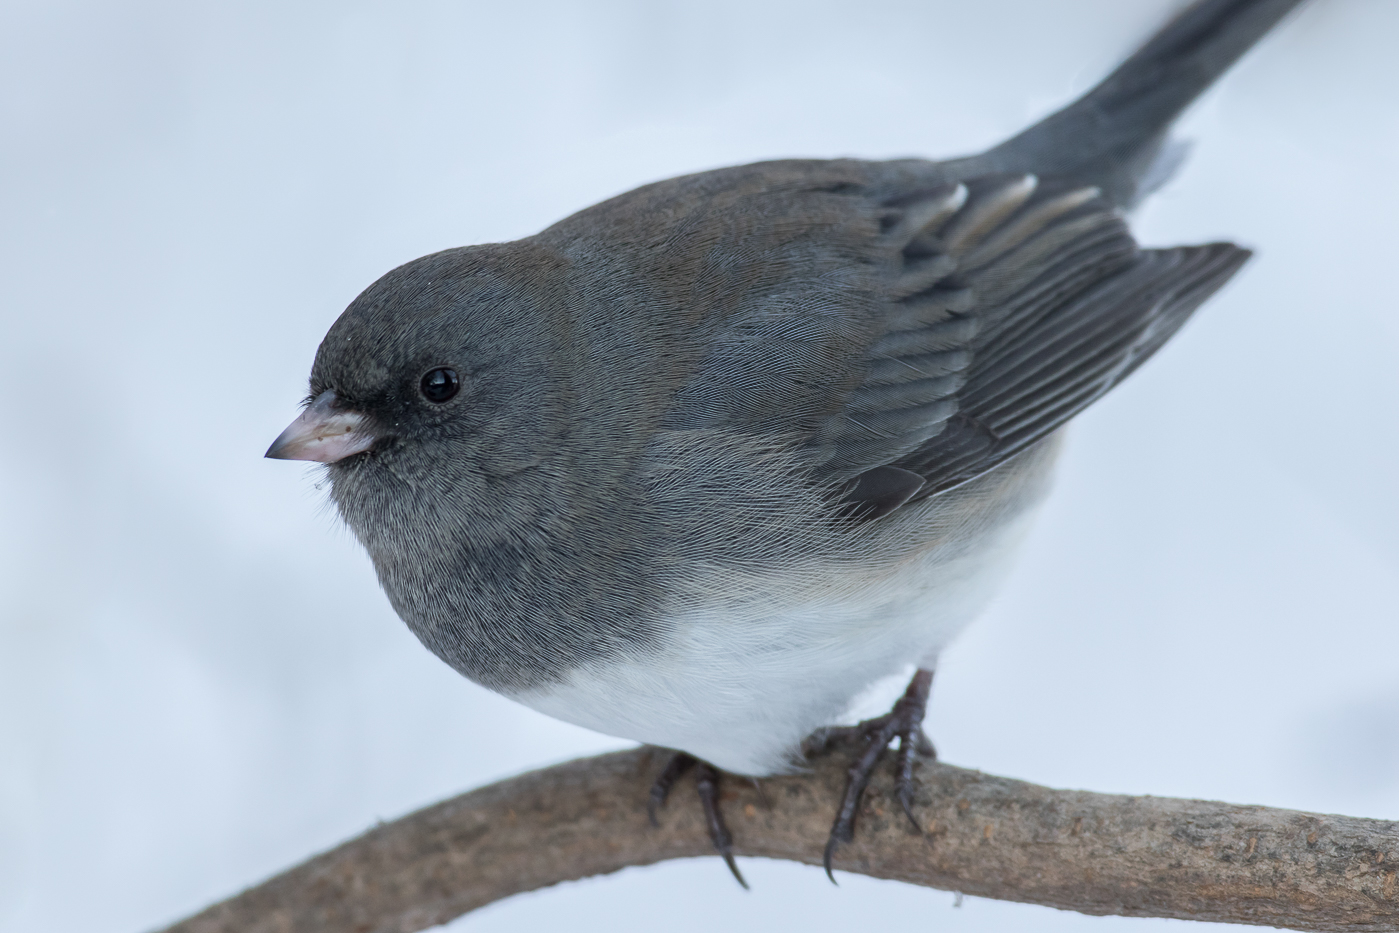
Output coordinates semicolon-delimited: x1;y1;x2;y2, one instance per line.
265;390;378;463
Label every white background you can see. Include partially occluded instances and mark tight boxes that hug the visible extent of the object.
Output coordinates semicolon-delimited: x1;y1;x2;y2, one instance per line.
2;1;1397;931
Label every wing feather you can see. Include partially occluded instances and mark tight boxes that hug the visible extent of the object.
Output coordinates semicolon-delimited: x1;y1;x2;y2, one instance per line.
808;174;1250;499
644;162;1250;513
899;243;1249;495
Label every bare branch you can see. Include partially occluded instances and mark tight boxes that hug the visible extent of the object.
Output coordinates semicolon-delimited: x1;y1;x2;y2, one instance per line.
157;748;1399;933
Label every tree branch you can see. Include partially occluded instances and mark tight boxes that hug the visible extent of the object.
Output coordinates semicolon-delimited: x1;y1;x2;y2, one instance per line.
157;747;1399;933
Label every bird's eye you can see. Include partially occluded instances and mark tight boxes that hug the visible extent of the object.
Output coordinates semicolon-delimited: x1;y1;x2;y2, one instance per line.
419;368;460;403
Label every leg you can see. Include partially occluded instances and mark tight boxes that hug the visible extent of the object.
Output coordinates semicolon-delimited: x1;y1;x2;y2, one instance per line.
813;667;935;881
648;751;749;888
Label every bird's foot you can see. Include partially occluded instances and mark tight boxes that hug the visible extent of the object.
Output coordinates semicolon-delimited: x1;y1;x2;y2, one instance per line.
805;668;935;881
648;751;748;889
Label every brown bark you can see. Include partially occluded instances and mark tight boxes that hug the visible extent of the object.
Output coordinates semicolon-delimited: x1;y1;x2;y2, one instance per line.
157;747;1399;933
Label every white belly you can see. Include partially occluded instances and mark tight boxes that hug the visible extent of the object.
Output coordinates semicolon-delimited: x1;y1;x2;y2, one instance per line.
513;493;1043;775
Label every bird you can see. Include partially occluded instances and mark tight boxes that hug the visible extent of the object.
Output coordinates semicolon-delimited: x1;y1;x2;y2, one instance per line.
267;0;1305;884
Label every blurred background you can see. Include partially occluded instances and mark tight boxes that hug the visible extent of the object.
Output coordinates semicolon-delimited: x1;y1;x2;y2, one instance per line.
2;0;1396;930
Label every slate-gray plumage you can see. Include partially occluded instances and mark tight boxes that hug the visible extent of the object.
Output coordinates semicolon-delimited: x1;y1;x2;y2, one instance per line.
268;0;1305;878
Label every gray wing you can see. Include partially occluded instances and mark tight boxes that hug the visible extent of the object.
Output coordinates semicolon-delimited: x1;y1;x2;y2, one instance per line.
808;173;1249;509
658;169;1249;515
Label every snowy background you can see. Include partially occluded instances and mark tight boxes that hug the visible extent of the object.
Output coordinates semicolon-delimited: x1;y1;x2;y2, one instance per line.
2;1;1397;931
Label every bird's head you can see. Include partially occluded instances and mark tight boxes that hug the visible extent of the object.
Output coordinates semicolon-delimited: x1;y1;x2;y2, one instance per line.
265;241;573;549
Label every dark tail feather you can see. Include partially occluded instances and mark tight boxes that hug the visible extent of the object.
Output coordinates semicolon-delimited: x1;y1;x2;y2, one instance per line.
981;0;1306;206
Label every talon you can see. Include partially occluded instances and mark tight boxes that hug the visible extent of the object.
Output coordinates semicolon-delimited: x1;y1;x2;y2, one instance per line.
823;833;844;883
650;752;747;888
695;762;748;889
819;668;936;878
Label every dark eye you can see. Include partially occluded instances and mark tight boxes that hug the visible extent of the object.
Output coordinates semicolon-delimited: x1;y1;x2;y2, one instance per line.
419;367;460;403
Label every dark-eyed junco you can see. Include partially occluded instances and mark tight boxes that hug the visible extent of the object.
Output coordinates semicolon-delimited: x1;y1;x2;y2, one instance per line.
268;0;1303;883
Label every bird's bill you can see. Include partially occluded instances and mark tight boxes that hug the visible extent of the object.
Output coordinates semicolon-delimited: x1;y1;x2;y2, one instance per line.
265;390;376;463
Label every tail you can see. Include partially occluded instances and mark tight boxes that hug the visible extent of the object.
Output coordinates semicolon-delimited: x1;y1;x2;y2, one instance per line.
978;0;1306;206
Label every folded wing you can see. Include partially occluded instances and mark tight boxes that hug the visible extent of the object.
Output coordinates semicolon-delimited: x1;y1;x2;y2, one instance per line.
808;174;1249;508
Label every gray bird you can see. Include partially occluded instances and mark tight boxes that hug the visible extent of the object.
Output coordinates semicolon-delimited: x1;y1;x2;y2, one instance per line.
268;0;1304;883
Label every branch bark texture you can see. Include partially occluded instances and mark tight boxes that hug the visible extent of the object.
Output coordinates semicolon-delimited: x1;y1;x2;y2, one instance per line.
159;748;1399;933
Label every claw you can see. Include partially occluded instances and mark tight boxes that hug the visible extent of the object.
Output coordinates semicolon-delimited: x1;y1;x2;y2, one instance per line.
647;752;747;888
696;762;748;889
650;669;935;888
823;834;845;884
819;668;935;882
